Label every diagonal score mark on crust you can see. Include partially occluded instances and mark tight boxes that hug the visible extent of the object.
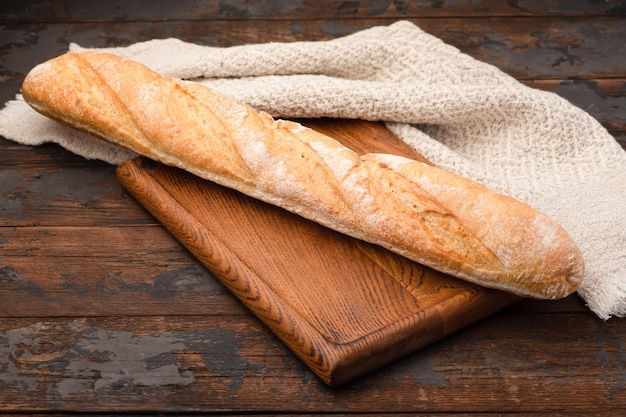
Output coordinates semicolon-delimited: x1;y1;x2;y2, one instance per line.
355;155;504;276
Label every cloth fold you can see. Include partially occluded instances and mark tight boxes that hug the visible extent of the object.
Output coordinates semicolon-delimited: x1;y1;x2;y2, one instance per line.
1;21;625;319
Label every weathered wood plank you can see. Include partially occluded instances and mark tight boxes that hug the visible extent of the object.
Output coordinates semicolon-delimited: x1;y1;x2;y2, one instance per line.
0;81;22;108
0;225;246;318
0;146;154;226
1;17;625;83
0;313;623;413
2;0;624;22
511;293;588;313
0;223;591;318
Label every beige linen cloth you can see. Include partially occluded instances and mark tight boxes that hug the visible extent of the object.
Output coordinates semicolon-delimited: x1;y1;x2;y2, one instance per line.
1;21;625;319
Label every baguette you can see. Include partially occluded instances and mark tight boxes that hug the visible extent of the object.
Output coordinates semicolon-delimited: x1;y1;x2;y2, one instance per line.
21;51;584;299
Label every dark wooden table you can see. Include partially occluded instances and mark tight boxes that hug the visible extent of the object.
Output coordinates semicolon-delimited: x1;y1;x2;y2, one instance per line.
1;1;625;415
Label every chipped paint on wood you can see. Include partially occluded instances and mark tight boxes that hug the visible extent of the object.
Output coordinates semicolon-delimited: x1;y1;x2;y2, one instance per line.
0;319;268;400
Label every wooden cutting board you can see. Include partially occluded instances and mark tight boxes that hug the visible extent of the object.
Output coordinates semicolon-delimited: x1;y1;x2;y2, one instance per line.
116;118;519;387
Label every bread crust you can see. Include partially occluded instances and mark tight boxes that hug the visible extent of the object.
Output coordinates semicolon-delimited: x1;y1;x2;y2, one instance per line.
22;51;585;299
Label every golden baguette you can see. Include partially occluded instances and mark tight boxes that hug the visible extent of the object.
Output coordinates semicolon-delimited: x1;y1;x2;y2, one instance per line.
21;51;584;299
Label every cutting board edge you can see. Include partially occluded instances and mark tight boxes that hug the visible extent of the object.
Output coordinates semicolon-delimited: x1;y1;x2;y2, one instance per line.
116;157;519;386
116;157;431;384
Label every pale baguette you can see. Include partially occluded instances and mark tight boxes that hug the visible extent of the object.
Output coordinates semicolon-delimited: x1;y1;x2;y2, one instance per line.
21;51;584;299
